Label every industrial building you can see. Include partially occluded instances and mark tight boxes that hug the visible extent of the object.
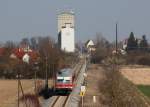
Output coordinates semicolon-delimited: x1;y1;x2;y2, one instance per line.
58;11;74;33
58;11;75;52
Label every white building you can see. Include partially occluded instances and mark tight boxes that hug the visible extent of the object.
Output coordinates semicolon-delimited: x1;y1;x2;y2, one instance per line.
85;40;94;48
58;11;74;33
58;11;75;52
122;39;128;50
58;24;75;52
85;40;96;52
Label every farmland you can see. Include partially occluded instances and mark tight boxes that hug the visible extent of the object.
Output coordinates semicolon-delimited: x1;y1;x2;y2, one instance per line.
0;79;53;107
0;80;35;107
120;66;150;99
120;66;150;85
137;85;150;98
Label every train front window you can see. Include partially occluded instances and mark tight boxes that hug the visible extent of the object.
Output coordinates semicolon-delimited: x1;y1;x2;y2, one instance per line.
63;80;70;83
57;79;71;83
57;79;63;83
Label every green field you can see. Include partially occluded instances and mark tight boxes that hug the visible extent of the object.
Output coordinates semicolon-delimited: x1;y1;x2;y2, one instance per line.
137;85;150;98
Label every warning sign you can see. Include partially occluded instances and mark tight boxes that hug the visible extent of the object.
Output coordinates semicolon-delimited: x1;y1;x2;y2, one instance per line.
80;91;85;96
81;86;86;92
80;86;86;96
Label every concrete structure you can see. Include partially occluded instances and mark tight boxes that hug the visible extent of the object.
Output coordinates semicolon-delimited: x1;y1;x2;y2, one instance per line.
58;24;75;52
58;11;75;52
58;11;74;33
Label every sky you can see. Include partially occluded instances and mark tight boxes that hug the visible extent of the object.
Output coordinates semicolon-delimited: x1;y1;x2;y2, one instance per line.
0;0;150;43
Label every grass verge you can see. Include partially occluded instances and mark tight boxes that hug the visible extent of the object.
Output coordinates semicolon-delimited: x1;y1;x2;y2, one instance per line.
137;85;150;98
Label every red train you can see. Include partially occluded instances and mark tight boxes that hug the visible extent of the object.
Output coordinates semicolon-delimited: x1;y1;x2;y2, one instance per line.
55;68;75;94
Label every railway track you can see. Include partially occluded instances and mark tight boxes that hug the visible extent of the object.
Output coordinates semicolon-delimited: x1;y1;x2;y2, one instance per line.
50;96;69;107
48;61;84;107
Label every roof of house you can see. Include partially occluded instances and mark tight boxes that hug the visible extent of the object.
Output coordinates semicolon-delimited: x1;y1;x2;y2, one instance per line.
12;48;39;62
85;40;95;47
0;48;5;56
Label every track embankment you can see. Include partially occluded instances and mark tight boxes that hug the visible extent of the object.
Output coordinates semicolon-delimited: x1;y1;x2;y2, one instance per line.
80;64;109;107
103;65;150;107
80;64;150;107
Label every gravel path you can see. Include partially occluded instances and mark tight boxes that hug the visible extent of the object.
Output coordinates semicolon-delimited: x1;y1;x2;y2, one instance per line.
82;64;109;107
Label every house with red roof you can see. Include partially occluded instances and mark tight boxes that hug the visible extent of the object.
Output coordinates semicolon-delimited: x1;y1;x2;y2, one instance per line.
0;48;5;57
11;46;39;63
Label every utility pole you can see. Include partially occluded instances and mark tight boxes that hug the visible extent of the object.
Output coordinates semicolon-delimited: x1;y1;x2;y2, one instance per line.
53;63;55;91
34;62;39;94
116;23;118;54
115;22;119;70
45;56;48;89
17;73;20;107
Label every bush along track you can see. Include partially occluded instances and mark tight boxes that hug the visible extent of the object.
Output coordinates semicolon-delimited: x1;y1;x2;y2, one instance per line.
101;58;150;107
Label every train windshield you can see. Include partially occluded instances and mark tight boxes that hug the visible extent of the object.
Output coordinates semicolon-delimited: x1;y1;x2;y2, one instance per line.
64;80;70;83
58;68;73;77
57;79;63;83
57;78;71;83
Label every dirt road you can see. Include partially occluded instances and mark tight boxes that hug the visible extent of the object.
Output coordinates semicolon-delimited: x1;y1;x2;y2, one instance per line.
82;64;109;107
81;64;150;107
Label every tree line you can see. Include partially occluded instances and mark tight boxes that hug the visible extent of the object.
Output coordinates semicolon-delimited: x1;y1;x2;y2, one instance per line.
126;32;149;52
89;32;150;65
0;36;78;79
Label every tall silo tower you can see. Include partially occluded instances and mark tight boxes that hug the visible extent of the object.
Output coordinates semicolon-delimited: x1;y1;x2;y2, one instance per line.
58;11;75;52
58;11;74;33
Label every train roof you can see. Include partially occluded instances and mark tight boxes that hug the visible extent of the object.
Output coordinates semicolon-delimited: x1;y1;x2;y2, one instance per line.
57;68;73;77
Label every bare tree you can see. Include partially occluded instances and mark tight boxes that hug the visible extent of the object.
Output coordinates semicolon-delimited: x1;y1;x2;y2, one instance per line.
91;33;111;63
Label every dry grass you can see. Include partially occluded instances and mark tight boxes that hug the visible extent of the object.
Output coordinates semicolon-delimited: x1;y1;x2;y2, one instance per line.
0;79;53;107
120;67;150;85
20;94;41;107
101;65;150;107
0;79;35;107
81;64;109;107
81;64;150;107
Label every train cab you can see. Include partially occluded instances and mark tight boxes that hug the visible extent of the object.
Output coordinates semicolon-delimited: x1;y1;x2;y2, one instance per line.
55;68;74;94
